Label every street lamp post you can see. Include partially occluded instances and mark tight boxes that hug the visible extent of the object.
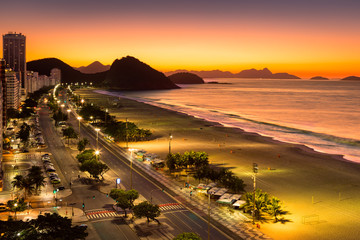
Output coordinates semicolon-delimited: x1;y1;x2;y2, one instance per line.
129;149;135;189
67;109;71;120
126;118;128;149
95;128;100;149
169;133;173;154
105;108;108;124
95;150;100;161
14;203;18;220
208;193;211;240
60;104;65;122
252;163;258;224
77;117;82;137
81;99;84;106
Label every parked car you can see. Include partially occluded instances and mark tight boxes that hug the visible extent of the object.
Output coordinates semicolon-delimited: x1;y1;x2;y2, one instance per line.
43;160;51;164
0;203;8;212
46;167;56;173
51;179;61;184
50;176;59;181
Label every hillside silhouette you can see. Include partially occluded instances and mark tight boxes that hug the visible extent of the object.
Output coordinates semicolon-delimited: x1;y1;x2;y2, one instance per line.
342;76;360;80
168;72;204;84
27;58;107;85
104;56;179;90
74;61;110;74
166;68;300;79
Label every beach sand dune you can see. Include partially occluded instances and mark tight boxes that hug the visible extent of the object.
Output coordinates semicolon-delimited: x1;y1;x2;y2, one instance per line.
77;89;360;240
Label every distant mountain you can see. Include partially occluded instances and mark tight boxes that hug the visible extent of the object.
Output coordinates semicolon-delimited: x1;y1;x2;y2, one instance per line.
168;72;204;84
74;61;110;74
27;58;107;85
341;76;360;81
310;76;329;80
104;56;179;90
165;68;300;79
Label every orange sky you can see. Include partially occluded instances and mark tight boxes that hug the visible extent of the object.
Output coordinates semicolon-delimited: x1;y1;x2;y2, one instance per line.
1;0;360;79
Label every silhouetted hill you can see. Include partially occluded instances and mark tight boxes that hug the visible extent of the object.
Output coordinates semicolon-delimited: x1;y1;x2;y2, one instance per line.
165;70;234;78
74;61;111;74
341;76;360;81
168;72;204;84
27;58;107;85
165;68;300;79
104;56;180;90
311;76;329;80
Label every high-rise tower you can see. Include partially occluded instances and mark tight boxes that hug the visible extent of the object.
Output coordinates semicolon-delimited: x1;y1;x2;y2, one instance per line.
2;32;26;89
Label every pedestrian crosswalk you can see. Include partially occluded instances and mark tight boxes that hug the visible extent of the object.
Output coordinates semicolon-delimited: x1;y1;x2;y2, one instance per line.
158;203;185;213
86;210;122;220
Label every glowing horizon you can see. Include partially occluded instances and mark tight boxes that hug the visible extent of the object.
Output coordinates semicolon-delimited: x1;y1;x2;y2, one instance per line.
1;0;360;79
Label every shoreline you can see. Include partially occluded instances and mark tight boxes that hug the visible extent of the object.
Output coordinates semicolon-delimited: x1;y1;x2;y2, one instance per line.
78;88;360;240
95;89;354;165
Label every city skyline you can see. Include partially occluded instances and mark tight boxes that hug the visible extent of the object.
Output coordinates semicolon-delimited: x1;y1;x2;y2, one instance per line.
1;0;360;78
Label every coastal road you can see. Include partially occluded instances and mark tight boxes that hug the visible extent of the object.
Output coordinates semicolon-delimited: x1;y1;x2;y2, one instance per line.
38;105;140;240
65;106;238;240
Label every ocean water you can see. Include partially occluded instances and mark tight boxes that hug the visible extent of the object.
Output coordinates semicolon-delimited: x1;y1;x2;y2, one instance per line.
96;78;360;163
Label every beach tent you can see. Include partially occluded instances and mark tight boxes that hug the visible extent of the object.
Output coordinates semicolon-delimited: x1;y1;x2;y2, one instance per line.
216;198;234;205
232;200;246;208
144;153;159;161
208;187;220;195
231;194;242;201
151;159;165;168
195;183;211;193
214;188;228;197
219;193;232;199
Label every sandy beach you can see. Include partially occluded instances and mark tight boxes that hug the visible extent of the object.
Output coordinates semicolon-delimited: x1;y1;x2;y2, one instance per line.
76;88;360;240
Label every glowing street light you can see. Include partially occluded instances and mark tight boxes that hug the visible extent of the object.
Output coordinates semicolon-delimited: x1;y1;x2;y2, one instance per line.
95;150;100;161
67;109;71;120
90;116;93;123
60;104;65;121
95;128;100;149
128;148;135;189
81;99;84;106
169;133;173;154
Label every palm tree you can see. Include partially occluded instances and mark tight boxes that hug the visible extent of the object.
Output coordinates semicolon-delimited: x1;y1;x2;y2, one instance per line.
242;189;270;220
11;175;25;191
28;166;46;195
22;177;35;199
266;197;284;222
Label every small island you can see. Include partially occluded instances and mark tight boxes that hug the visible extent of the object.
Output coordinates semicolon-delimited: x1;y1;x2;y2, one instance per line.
310;76;329;80
341;76;360;81
168;72;204;84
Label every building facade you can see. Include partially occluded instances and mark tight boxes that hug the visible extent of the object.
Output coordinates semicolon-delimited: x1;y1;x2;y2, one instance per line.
2;32;26;89
26;68;61;93
0;60;4;188
5;69;20;110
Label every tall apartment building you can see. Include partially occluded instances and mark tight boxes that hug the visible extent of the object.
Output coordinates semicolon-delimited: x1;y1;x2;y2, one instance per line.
0;59;5;126
0;60;4;187
5;69;20;110
2;32;26;90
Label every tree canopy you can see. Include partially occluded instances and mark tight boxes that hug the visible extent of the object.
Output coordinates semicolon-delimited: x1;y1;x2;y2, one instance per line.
0;213;88;240
109;189;139;217
133;201;161;224
173;232;202;240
